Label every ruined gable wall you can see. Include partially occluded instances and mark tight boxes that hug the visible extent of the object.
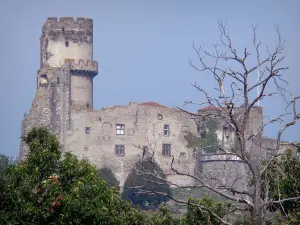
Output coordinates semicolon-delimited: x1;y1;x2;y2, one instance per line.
19;64;71;160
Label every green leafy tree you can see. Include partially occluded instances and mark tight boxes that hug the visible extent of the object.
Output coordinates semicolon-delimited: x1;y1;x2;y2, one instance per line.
0;154;15;176
186;195;227;225
0;127;148;225
123;157;172;209
266;147;300;224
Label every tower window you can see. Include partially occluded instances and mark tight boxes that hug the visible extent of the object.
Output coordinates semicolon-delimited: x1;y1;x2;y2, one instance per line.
164;124;169;136
115;145;125;156
57;77;59;84
162;144;171;156
116;124;125;135
65;41;69;47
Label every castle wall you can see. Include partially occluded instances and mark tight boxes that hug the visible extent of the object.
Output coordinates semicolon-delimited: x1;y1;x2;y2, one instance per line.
71;74;93;107
19;64;72;160
45;41;92;68
199;154;249;194
64;102;197;187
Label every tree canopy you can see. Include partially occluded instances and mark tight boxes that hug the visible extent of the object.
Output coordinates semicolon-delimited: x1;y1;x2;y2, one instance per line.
0;127;147;225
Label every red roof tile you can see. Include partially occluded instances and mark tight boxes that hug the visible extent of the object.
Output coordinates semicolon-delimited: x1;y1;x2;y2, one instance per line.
139;102;168;108
200;105;218;111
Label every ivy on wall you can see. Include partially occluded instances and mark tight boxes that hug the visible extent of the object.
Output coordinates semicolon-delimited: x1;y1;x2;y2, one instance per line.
184;119;219;154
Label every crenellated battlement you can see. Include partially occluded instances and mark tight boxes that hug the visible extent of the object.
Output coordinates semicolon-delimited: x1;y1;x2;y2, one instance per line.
44;17;93;24
42;17;93;42
62;58;98;75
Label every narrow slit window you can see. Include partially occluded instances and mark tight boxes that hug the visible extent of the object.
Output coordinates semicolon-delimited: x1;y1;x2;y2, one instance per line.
142;146;148;157
65;41;69;47
164;124;169;136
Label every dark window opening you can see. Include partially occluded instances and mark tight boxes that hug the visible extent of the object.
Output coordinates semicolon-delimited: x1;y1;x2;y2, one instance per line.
197;126;201;137
164;124;169;136
62;27;65;33
115;145;125;156
142;146;148;157
180;152;186;158
116;124;125;135
85;127;91;134
65;41;69;47
162;144;171;156
86;103;90;109
57;77;59;84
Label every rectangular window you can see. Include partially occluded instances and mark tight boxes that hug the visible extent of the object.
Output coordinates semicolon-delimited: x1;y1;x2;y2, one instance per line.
116;124;125;135
162;144;171;156
164;124;169;136
85;127;91;134
115;145;125;156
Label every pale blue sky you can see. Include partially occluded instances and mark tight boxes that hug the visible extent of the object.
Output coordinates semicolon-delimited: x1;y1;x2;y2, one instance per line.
0;0;299;158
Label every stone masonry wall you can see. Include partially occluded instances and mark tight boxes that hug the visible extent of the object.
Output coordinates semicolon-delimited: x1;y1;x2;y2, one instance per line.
19;64;71;160
64;102;197;187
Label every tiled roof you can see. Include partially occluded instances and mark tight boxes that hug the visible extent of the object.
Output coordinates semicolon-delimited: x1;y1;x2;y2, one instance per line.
200;105;217;111
139;102;168;108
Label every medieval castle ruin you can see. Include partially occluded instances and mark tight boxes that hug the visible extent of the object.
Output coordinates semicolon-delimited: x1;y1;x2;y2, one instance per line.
19;17;296;189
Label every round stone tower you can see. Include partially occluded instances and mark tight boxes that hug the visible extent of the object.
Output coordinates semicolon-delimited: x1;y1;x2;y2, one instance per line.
40;17;98;109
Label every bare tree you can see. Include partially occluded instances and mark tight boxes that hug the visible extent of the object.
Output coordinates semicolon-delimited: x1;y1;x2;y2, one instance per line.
131;21;300;225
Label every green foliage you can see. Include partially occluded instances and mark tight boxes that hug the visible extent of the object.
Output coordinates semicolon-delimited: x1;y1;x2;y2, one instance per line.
151;205;186;225
122;157;172;209
0;154;11;176
0;127;148;225
184;119;219;153
98;167;120;190
186;195;227;225
267;147;300;224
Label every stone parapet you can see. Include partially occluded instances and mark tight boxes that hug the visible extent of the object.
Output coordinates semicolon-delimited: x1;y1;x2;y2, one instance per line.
63;58;98;76
200;153;242;162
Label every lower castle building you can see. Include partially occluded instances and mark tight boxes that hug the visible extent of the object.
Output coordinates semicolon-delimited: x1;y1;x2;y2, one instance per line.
19;17;297;190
